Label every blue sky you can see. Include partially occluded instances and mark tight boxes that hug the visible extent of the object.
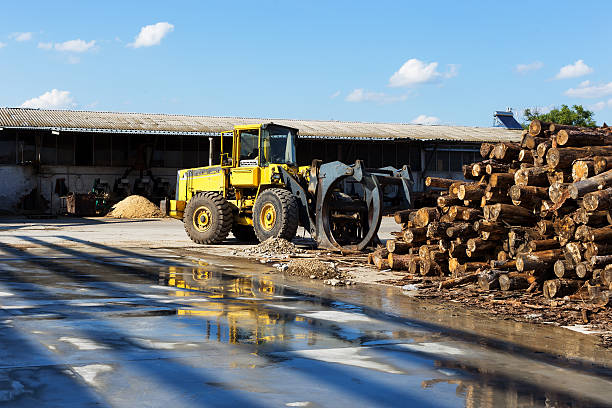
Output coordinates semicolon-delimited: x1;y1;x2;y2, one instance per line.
1;1;611;127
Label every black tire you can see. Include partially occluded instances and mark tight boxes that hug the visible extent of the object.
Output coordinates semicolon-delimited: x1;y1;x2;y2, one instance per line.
231;223;257;242
253;188;299;242
183;192;233;244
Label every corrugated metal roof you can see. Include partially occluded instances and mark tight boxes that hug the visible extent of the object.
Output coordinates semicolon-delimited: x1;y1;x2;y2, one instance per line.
0;107;522;143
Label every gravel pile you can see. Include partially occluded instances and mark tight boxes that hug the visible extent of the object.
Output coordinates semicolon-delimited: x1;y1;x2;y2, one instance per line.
240;238;304;257
105;195;165;218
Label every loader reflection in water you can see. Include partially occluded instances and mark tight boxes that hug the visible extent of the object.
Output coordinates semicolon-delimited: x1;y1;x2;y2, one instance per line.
160;264;311;345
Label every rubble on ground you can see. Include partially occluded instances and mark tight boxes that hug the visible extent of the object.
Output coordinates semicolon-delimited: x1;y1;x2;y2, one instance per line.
105;195;165;218
238;238;304;258
280;259;354;285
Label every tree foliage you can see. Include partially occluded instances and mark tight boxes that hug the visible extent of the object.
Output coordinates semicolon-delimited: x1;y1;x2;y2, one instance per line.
523;104;596;128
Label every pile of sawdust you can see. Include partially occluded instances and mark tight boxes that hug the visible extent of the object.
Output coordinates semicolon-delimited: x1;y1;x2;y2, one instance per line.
241;238;303;257
106;195;165;218
286;259;344;280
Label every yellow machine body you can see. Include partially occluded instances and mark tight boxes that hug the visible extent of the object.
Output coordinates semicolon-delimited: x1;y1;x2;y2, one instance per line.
167;123;301;226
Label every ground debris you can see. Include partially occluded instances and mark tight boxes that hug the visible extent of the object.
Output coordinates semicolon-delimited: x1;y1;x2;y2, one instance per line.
281;258;353;285
105;195;165;218
239;238;304;258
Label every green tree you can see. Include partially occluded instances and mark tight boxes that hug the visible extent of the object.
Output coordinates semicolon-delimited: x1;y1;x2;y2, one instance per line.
523;104;596;128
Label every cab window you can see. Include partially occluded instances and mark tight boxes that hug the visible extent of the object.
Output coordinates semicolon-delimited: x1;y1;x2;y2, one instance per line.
239;130;259;166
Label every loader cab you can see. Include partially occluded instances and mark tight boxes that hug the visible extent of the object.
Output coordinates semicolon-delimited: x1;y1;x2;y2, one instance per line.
227;123;298;168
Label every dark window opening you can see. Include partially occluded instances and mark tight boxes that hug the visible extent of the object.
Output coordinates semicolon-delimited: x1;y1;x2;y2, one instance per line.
75;134;94;166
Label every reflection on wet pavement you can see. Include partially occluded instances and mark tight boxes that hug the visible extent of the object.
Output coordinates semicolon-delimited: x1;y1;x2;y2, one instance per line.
0;240;610;407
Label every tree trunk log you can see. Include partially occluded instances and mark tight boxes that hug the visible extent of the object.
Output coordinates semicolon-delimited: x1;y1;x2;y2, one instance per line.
489;173;515;188
403;227;428;244
529;120;551;136
516;249;564;272
514;166;550;187
569;169;612;199
388;253;414;271
413;207;439;227
594;156;612;175
556;129;612;147
528;239;560;251
546;146;612;170
572;159;595;182
386;239;412;254
583;187;612;211
554;260;578;279
543;279;582;299
425;177;457;189
499;272;532;291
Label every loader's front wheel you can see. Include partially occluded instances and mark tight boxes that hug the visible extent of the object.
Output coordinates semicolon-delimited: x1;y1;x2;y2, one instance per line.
253;189;299;243
184;192;233;244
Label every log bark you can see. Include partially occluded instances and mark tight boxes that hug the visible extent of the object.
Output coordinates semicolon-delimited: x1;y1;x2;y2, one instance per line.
480;143;494;158
569;169;612;199
518;149;534;163
490;259;516;270
594;156;612;175
556;129;612;147
457;183;486;201
516;249;564;272
425;177;457;189
485;162;512;175
388;253;414;271
543;279;582;299
584;242;612;259
492;142;521;161
393;209;414;224
499;273;532;291
554;260;578;279
437;195;463;208
446;222;473;239
403;227;428;244
478;269;502;290
546;146;612;170
573;208;609;226
528;239;560;251
413;207;439;227
509;185;549;202
486;203;537;224
522;134;547;150
529;120;551;136
590;254;612;268
514;166;549;187
438;272;479;290
473;220;506;234
489;173;515;188
536;219;555;236
583;187;612;212
575;262;593;279
386;239;412;254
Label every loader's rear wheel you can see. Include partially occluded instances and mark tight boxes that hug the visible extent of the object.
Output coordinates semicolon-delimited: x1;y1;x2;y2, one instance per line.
184;192;232;244
253;189;299;242
232;223;257;242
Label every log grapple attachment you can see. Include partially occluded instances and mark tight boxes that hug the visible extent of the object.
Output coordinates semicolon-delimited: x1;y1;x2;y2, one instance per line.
279;160;412;251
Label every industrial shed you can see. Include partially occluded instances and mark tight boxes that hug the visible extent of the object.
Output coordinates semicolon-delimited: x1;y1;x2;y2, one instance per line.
0;108;521;215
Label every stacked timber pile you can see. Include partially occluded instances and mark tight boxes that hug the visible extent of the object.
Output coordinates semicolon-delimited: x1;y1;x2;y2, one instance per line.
370;120;612;306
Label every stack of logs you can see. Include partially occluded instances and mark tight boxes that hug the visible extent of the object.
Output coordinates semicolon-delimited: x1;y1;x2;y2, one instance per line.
370;120;612;305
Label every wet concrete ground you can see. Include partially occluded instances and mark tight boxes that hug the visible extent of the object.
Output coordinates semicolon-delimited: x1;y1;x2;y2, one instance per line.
0;221;611;406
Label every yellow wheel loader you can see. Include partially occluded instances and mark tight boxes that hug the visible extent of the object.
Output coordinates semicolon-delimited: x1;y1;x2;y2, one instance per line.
162;123;412;251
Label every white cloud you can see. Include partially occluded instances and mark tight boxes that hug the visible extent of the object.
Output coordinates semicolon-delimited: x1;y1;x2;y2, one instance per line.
0;42;6;49
515;61;543;74
565;80;612;98
411;114;440;125
590;101;606;111
330;90;341;99
589;99;612;111
21;89;74;109
389;58;456;87
345;88;407;103
129;22;174;48
38;39;95;53
54;39;95;52
10;32;32;42
555;60;593;79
